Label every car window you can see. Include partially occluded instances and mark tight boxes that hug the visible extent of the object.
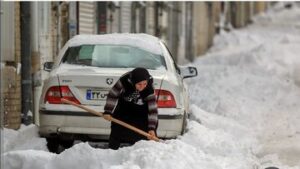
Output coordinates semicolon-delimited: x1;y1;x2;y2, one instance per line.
164;45;180;74
160;42;179;74
61;45;167;70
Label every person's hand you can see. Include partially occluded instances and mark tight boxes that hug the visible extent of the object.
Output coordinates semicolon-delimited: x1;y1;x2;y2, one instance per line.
103;114;112;121
147;130;156;140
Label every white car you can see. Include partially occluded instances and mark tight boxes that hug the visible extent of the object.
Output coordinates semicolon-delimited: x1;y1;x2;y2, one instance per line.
39;34;197;152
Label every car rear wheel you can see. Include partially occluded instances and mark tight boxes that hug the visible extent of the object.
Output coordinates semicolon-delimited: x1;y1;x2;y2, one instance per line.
46;137;74;153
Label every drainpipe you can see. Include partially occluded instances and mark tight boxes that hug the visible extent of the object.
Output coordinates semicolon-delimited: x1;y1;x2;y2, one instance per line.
31;2;39;125
0;2;3;127
0;3;3;169
56;2;61;55
118;2;122;32
20;2;33;125
154;2;159;37
186;2;194;62
31;2;38;52
69;2;77;38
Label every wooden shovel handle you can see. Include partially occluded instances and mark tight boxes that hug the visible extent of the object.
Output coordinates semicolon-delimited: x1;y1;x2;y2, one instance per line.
61;98;160;142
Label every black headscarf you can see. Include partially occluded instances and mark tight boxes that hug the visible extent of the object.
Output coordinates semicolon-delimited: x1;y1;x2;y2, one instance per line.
130;67;151;84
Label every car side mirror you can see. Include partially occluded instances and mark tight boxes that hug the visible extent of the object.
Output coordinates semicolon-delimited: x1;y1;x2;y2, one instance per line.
43;62;54;72
179;66;198;79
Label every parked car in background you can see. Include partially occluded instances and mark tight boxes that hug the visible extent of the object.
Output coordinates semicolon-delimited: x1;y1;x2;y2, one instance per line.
39;33;197;152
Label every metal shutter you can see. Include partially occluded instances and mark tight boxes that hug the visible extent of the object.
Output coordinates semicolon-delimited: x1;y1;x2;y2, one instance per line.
79;2;96;34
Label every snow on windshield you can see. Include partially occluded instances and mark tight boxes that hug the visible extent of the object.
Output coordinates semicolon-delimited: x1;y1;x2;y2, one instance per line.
61;44;166;70
66;33;163;56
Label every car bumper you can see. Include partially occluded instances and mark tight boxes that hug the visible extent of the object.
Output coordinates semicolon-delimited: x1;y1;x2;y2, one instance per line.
39;108;184;139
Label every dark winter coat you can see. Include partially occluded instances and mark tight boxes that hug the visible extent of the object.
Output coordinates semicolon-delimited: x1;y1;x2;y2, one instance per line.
104;71;158;142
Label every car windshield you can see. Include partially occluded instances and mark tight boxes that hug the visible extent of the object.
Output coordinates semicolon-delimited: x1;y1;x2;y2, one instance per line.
61;45;167;70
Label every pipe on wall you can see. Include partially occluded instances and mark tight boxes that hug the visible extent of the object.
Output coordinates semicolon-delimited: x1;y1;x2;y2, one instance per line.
20;2;33;125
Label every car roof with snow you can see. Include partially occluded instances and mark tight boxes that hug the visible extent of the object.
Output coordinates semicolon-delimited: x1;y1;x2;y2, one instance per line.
66;33;163;55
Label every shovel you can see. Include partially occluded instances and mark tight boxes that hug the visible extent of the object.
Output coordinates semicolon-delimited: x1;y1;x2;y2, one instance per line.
61;98;161;142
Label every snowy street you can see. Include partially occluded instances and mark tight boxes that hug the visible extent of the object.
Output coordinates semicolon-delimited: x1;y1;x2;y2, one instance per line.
2;2;300;169
188;2;300;168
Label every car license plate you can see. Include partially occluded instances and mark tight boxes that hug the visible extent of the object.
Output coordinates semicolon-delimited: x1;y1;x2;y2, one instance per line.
86;89;108;100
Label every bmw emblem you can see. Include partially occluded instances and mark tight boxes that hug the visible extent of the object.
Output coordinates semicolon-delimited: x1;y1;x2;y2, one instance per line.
106;78;113;85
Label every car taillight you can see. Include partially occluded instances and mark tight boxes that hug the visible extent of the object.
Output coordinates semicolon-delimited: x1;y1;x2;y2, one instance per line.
44;86;80;104
155;89;176;108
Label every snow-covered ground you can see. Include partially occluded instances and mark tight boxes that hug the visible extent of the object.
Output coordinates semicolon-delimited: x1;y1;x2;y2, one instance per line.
2;2;300;169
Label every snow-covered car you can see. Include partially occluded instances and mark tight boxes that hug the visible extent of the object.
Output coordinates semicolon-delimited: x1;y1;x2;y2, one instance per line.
39;34;197;151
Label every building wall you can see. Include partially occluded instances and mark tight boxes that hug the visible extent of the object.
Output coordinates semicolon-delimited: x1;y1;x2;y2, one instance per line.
106;2;121;33
1;2;15;62
51;2;58;57
208;2;221;47
176;3;186;65
120;2;132;33
2;2;21;129
255;2;268;14
193;2;210;56
51;2;69;58
223;2;232;30
131;2;146;33
32;2;53;125
231;2;257;29
245;2;253;24
60;2;69;48
68;2;77;37
231;2;245;28
145;2;155;35
165;2;180;61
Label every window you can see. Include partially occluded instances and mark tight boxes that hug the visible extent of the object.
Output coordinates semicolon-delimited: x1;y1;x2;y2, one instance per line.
62;45;166;70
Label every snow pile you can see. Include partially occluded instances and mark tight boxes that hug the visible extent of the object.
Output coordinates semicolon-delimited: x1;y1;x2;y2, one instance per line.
2;123;257;169
4;150;55;169
188;2;300;168
2;2;300;169
43;141;219;169
3;124;47;153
